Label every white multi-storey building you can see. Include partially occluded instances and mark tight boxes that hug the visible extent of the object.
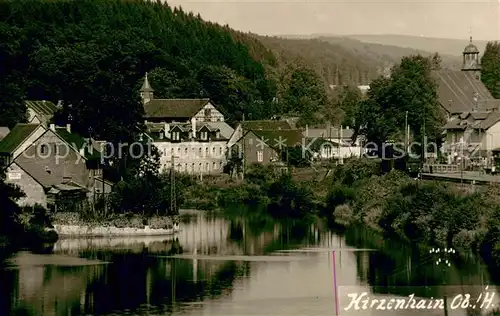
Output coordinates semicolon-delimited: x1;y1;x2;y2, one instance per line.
140;73;234;174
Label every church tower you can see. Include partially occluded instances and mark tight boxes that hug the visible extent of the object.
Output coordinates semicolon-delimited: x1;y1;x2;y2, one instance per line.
140;72;154;104
461;36;481;79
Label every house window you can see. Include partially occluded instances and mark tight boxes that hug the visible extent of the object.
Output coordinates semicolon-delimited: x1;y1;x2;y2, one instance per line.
170;148;174;156
204;108;211;119
212;146;216;154
172;131;180;140
199;163;202;171
159;132;164;139
184;147;188;155
198;147;202;157
191;163;195;172
257;150;264;162
219;147;222;155
206;163;209;171
213;162;217;170
205;147;209;157
216;131;220;138
201;131;208;140
41;144;48;155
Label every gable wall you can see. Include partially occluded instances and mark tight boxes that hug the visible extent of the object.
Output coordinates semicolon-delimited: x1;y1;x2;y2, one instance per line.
194;102;225;122
5;163;47;208
14;129;91;188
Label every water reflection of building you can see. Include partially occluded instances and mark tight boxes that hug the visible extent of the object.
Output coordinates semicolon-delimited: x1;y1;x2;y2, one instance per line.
11;255;105;316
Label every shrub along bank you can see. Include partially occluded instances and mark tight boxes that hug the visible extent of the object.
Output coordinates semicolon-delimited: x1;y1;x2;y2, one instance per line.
326;158;500;269
183;164;327;220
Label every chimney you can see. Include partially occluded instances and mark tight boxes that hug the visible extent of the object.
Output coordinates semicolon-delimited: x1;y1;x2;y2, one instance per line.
66;123;71;133
164;123;170;138
191;117;196;138
49;123;55;131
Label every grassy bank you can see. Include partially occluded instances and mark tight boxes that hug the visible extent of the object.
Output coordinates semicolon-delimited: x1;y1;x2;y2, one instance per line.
182;164;329;219
325;158;500;270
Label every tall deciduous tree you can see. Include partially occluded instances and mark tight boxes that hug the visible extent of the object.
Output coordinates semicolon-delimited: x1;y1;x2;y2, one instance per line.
481;41;500;99
356;54;444;148
282;64;329;126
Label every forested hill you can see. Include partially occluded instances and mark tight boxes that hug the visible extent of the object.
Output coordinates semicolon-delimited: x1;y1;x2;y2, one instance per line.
257;35;462;87
0;0;279;140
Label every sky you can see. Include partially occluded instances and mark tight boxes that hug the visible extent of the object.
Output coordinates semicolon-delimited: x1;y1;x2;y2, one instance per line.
166;0;500;40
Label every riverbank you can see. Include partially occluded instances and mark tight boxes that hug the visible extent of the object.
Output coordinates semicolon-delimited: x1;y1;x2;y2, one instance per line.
182;165;329;218
325;159;500;273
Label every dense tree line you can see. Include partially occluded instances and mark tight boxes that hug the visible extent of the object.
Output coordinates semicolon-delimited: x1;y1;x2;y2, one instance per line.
481;41;500;99
0;0;276;136
337;55;444;151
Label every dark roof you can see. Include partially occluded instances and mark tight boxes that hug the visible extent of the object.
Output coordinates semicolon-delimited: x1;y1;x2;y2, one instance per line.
251;129;304;149
25;100;58;116
144;99;211;118
443;118;466;130
55;127;101;160
477;112;500;130
443;112;500;131
304;127;354;139
433;70;494;114
145;121;233;141
0;124;40;154
241;120;292;131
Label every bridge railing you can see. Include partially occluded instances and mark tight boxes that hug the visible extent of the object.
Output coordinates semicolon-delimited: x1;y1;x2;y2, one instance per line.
423;164;460;173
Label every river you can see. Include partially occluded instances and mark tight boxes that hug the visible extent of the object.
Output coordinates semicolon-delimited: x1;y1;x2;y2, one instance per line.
0;209;499;316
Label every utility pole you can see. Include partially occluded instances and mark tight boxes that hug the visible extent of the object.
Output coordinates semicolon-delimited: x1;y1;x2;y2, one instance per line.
429;247;456;316
170;154;177;215
242;113;246;181
405;111;408;155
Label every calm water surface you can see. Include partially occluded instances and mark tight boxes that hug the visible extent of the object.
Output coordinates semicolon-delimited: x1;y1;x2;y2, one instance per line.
1;209;499;316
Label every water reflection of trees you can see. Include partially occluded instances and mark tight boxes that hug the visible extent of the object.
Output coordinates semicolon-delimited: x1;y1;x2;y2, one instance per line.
343;226;498;301
2;212;323;316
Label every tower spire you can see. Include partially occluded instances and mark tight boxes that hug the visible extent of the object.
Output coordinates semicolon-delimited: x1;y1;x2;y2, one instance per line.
140;72;154;104
141;72;153;92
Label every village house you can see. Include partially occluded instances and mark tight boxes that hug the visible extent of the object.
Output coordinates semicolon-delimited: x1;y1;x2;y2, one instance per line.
0;123;111;209
140;73;234;174
231;129;305;170
438;37;500;164
227;119;293;149
303;124;362;159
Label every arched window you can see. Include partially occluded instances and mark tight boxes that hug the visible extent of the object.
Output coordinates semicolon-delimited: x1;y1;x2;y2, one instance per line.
213;162;217;170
